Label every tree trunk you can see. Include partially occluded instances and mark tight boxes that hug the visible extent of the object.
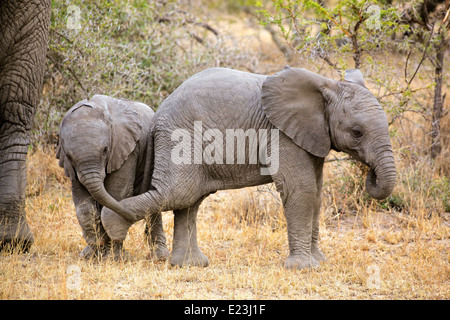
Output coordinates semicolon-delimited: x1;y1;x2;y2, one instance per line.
431;26;447;160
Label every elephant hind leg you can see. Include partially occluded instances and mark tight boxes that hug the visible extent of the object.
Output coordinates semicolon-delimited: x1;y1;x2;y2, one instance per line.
101;166;206;247
100;186;166;241
145;212;169;261
170;196;209;267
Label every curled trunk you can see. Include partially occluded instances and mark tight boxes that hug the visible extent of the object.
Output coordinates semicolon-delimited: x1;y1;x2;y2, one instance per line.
79;174;135;221
365;147;396;200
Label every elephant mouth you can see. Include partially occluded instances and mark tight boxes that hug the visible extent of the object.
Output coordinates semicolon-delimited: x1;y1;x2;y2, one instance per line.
348;153;396;201
365;163;396;201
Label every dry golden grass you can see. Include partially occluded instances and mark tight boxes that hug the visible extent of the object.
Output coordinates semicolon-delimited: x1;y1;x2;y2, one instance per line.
0;143;448;300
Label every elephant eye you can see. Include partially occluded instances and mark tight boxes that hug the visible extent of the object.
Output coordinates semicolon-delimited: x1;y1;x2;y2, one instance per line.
351;128;363;139
102;146;108;156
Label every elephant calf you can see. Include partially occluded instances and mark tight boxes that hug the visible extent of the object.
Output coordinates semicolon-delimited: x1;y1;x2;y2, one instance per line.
100;67;396;269
57;94;168;260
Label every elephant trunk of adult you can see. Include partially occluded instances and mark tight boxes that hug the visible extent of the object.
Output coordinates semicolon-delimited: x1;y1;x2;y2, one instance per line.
365;144;396;200
79;173;133;221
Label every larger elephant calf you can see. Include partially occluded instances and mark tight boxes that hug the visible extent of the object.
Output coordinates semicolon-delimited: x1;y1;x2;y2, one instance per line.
99;67;396;270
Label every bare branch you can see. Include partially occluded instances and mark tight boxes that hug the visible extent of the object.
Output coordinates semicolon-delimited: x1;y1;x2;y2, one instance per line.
46;52;88;98
377;86;431;100
156;15;219;37
404;50;412;83
407;24;435;85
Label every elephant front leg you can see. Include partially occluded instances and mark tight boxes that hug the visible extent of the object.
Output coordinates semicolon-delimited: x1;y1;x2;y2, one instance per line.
311;206;326;263
101;200;169;261
0;127;35;252
170;198;209;267
145;212;169;261
311;160;326;263
274;148;325;269
283;192;320;270
71;180;110;259
0;145;34;252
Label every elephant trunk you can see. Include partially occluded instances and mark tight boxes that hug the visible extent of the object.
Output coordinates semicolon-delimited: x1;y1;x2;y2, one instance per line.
79;172;133;221
365;144;396;200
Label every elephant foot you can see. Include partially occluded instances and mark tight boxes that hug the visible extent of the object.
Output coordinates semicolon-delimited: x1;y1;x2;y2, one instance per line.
90;241;129;262
311;246;327;263
79;244;110;260
109;241;130;261
170;248;209;267
79;245;98;260
0;237;33;253
147;243;169;262
0;219;34;253
284;254;320;270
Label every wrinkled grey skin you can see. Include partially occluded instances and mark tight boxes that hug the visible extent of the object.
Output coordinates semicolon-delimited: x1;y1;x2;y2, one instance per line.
101;67;396;269
0;0;51;252
57;95;168;260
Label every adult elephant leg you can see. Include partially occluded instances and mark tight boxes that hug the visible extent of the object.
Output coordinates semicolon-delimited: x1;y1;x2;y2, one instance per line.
0;0;51;252
170;196;209;267
0;153;33;252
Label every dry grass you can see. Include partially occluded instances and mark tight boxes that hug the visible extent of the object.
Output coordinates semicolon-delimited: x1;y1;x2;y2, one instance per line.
0;143;448;300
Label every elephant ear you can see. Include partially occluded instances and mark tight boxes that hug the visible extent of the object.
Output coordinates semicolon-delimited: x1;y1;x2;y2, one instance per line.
261;66;336;158
56;142;76;181
344;69;365;87
56;99;89;181
86;95;143;173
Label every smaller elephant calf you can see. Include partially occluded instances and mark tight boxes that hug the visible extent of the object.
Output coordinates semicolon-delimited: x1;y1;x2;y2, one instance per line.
56;94;168;260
